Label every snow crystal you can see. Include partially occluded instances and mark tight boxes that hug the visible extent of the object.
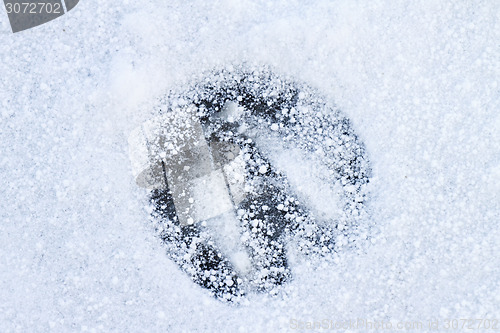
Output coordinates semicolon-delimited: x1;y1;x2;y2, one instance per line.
258;165;268;174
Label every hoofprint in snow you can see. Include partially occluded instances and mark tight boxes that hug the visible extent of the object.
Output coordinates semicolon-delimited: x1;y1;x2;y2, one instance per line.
128;66;371;300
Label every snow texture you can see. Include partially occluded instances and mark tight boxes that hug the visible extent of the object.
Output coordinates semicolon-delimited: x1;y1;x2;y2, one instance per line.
0;0;499;332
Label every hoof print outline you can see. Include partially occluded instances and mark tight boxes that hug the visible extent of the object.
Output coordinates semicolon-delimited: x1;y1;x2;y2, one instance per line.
128;66;371;302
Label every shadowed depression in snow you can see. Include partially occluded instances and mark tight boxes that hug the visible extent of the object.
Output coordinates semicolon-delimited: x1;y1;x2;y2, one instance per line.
129;66;371;301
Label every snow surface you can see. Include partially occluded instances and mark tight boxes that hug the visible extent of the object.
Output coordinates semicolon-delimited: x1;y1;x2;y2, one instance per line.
1;0;499;332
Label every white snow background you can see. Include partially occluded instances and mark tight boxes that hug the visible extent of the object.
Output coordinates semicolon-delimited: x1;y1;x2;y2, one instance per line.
0;0;499;332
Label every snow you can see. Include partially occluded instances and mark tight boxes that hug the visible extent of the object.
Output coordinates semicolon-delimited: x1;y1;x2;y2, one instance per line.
1;0;499;332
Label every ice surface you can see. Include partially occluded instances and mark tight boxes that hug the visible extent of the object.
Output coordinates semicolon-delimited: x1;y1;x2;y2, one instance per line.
0;0;499;331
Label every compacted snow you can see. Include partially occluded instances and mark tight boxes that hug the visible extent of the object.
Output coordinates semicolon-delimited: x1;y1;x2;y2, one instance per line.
0;0;499;332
